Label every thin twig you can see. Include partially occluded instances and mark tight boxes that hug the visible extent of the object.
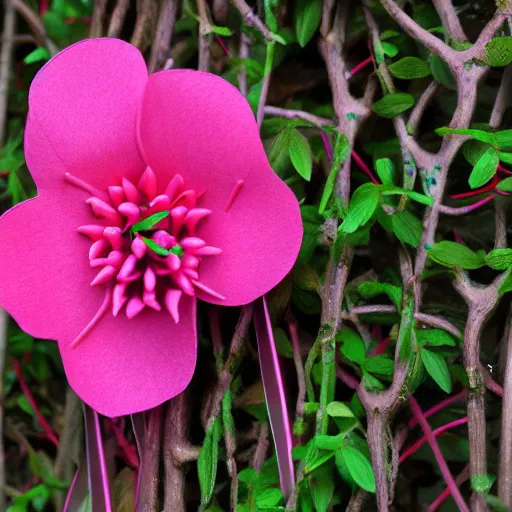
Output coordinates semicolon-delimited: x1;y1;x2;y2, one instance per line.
263;106;333;128
238;33;251;96
197;0;212;72
131;0;157;50
136;406;163;512
498;306;512;506
407;82;438;136
90;0;108;37
408;395;469;512
148;0;179;73
431;0;467;41
107;0;131;38
252;423;269;472
286;313;306;422
230;0;280;42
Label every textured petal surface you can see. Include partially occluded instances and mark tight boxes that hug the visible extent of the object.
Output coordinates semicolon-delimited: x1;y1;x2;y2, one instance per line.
59;296;197;417
138;70;302;306
26;38;147;192
0;191;102;341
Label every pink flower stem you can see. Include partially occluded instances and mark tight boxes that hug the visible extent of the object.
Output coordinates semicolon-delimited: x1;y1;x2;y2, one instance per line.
399;417;468;464
450;175;499;199
439;195;494;216
347;57;372;79
40;0;49;16
215;35;230;57
408;395;469;512
13;360;59;447
408;389;467;429
321;131;333;161
427;464;471;512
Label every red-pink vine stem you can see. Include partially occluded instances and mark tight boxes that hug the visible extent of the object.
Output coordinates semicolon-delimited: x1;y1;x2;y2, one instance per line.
399;417;468;464
13;360;59;447
346;57;372;79
408;389;467;429
428;464;471;512
408;395;469;512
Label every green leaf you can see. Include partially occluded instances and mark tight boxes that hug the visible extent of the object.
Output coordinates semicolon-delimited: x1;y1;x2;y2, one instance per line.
339;446;376;493
499;152;512;164
496;130;512;151
363;355;394;375
140;237;171;257
255;488;283;508
375;158;394;185
326;401;355;419
314;433;344;451
198;416;222;507
380;29;400;40
210;25;233;36
499;269;512;294
308;465;335;512
430;54;456;89
131;211;170;233
361;371;385;392
338;328;366;364
486;248;512;270
319;133;350;215
388;57;431;79
377;208;422;248
471;474;495;493
485;37;512;67
269;128;292;169
24;47;51;65
468;147;499;189
415;329;457;347
497;177;512;192
289;129;313;181
435;127;496;145
340;183;380;234
381;42;398;58
372;93;415;118
357;281;402;311
380;185;434;205
295;0;322;47
463;140;492;166
273;328;294;358
420;349;452;393
427;241;486;270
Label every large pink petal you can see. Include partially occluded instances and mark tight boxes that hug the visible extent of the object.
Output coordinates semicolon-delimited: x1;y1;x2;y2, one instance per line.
26;38;147;192
0;192;103;341
59;296;197;417
138;70;302;305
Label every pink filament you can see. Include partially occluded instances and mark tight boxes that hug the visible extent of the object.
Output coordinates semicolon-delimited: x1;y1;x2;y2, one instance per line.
347;57;373;78
408;389;467;429
223;180;244;212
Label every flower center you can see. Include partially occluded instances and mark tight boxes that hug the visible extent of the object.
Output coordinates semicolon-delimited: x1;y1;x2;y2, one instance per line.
65;167;223;346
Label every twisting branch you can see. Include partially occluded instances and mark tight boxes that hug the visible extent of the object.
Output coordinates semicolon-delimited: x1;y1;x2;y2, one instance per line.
90;0;108;38
197;0;213;72
431;0;467;42
455;272;507;511
230;0;280;42
107;0;130;38
238;33;251;97
264;106;333;128
130;0;157;50
407;82;438;136
148;0;179;73
499;306;512;507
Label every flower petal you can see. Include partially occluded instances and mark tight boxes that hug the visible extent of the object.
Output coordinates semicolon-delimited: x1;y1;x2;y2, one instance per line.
138;70;302;305
25;38;147;192
0;192;104;341
59;296;197;417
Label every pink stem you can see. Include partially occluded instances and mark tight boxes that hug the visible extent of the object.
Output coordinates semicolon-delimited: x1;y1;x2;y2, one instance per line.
408;395;469;512
215;35;230;57
408;389;467;429
370;336;390;356
450;175;499;199
321;131;333;161
498;164;512;176
335;364;360;390
347;57;373;78
351;150;380;184
399;417;468;464
13;360;59;447
108;420;139;469
439;195;493;216
427;465;471;512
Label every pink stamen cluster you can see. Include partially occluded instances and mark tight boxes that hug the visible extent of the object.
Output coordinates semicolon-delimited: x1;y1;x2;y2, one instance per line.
69;168;222;324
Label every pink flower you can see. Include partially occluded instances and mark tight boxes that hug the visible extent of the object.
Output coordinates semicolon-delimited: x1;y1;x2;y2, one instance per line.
0;38;302;417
